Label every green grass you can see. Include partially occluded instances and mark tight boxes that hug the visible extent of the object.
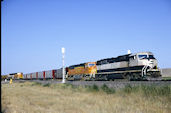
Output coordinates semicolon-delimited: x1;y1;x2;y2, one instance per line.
122;84;171;98
85;84;99;92
162;77;171;80
142;85;171;97
62;83;171;98
30;81;171;97
123;84;138;94
42;83;51;87
100;84;115;94
31;82;42;86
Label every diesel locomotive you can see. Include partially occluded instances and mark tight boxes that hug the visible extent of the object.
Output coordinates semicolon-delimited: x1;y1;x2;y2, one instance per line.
95;52;161;81
67;62;97;80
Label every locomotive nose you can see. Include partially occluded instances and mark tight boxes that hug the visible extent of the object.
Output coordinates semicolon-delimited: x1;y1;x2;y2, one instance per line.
150;60;154;64
149;59;157;68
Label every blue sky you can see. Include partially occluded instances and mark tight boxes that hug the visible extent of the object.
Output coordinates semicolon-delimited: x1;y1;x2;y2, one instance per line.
1;0;171;75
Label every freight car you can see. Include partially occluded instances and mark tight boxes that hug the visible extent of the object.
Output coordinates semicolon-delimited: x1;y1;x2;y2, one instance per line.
23;69;63;80
95;52;161;81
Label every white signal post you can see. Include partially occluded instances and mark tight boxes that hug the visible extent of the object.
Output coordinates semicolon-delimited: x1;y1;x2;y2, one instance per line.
62;47;66;83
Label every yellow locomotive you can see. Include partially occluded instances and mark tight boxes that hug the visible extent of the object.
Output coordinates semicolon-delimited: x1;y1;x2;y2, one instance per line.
67;62;97;80
8;72;23;79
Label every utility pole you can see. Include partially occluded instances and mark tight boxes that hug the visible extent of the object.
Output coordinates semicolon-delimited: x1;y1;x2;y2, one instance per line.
62;47;66;83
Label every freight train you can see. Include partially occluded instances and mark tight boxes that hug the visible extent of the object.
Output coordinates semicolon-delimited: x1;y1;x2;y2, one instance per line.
2;52;162;81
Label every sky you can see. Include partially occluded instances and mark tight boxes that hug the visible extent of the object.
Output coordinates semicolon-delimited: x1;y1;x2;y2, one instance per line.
1;0;171;75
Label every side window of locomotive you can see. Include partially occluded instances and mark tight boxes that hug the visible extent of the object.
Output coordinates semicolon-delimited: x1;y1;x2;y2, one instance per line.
129;56;134;60
134;55;137;59
149;55;155;59
69;66;74;69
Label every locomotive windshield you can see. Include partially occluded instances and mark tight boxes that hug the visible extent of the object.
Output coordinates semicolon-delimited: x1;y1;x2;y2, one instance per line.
138;55;156;59
138;55;148;59
89;64;95;67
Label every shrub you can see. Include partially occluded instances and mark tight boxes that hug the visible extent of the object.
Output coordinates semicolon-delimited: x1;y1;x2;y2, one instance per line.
86;84;99;92
122;84;171;97
42;83;51;87
158;85;171;96
101;84;115;94
123;85;134;94
31;82;42;86
141;85;171;97
60;83;73;89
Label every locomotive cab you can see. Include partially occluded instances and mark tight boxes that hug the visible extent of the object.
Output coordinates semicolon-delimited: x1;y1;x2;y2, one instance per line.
129;52;158;69
86;62;97;78
138;52;158;69
129;52;161;80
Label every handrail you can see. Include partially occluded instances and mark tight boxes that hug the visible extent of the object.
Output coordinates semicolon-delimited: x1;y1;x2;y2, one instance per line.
142;66;145;77
142;65;148;77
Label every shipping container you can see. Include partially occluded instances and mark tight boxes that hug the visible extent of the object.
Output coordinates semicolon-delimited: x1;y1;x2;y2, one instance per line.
45;70;53;79
56;68;63;79
32;72;37;79
38;72;43;79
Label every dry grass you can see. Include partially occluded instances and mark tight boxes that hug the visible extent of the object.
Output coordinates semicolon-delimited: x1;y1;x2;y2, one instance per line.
1;82;171;113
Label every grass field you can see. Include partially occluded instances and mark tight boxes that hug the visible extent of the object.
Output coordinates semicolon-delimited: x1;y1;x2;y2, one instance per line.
2;82;171;113
162;77;171;81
